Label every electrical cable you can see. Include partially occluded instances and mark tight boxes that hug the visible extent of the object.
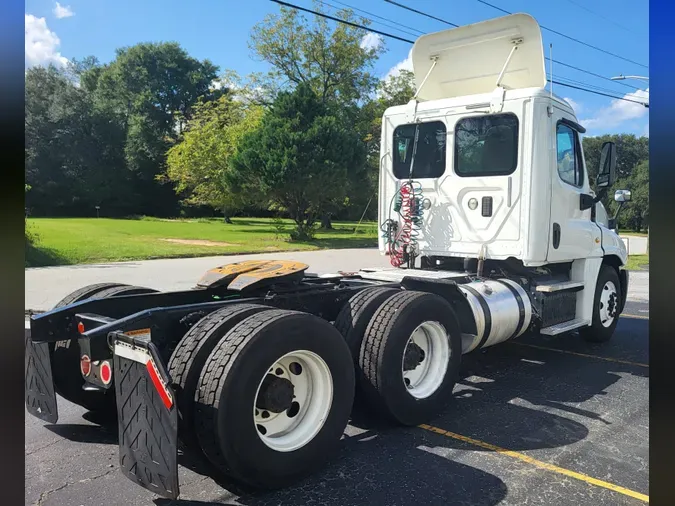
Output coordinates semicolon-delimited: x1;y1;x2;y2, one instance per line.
270;0;648;107
318;0;421;38
325;0;425;34
467;0;648;69
270;0;414;43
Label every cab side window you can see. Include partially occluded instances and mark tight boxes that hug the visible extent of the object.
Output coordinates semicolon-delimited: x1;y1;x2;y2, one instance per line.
556;123;584;187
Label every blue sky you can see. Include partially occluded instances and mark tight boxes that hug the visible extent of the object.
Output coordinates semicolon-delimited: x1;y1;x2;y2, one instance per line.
25;0;649;137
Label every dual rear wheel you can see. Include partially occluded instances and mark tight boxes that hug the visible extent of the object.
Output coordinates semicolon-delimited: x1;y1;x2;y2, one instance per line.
168;305;354;489
168;288;462;489
336;288;463;425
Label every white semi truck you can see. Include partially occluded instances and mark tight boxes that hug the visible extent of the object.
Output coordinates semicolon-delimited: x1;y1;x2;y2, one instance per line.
25;13;631;499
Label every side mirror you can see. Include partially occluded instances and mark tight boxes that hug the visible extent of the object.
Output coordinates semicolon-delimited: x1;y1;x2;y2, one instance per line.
596;141;617;188
614;189;631;202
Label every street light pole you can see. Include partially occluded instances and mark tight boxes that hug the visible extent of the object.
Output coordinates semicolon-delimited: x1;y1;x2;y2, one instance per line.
611;75;649;243
610;75;649;108
611;75;649;82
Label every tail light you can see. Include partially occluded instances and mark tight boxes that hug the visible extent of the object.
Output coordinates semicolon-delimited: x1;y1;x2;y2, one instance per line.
100;361;112;385
80;355;91;376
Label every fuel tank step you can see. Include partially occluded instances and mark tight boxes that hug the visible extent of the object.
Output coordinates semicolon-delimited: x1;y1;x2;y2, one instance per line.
535;281;584;293
540;318;590;335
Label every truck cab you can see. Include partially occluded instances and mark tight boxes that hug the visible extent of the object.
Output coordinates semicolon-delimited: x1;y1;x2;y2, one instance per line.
378;13;627;270
377;13;629;334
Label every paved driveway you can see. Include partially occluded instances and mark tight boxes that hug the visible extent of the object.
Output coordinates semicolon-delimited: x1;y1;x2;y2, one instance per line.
25;249;649;311
25;250;649;506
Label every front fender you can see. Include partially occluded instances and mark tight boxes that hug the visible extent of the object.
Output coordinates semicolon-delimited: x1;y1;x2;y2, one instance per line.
600;226;627;266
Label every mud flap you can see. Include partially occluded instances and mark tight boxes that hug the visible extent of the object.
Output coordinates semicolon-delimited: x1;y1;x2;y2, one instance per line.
25;321;59;424
113;334;179;500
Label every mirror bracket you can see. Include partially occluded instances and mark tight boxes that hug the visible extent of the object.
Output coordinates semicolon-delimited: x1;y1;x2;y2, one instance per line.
579;193;595;211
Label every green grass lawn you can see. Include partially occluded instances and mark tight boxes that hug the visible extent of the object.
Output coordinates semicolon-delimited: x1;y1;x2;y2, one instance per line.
26;217;378;267
625;254;649;271
618;229;649;237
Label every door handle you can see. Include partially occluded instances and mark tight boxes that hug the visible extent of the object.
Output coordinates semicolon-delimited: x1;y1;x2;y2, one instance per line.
552;223;561;249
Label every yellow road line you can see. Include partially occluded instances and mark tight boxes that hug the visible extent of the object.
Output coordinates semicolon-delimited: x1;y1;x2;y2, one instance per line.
418;424;649;503
508;341;649;368
622;313;649;320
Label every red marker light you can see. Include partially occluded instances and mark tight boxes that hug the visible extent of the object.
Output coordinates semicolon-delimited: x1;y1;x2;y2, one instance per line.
77;322;85;334
100;361;112;385
80;355;91;376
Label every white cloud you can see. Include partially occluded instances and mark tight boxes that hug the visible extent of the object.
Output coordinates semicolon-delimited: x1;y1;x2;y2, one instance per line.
53;2;74;19
360;33;383;51
25;14;68;68
580;88;649;130
384;48;413;80
210;79;224;90
563;97;583;115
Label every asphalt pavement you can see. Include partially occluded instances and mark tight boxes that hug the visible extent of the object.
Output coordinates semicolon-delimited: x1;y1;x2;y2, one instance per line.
25;250;649;506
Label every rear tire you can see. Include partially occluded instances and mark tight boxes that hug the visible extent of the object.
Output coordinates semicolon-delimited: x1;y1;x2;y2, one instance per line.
358;290;462;426
334;287;401;361
168;303;274;450
334;287;400;407
580;265;621;343
194;309;354;489
51;284;158;412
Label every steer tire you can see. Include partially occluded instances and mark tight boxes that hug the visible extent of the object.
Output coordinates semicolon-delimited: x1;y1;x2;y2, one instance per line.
580;265;622;343
51;284;157;413
194;309;354;489
358;290;462;426
168;303;274;451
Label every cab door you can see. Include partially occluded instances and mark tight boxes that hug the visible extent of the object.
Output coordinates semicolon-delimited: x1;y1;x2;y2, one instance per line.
546;109;598;262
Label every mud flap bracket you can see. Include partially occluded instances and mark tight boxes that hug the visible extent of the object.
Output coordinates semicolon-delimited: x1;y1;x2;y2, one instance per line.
113;332;179;500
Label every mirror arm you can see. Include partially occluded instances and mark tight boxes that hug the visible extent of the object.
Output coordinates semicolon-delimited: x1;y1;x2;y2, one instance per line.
593;187;608;203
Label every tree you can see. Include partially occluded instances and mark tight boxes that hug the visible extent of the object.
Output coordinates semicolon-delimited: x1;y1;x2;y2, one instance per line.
165;94;264;222
582;134;649;183
582;134;649;229
25;65;129;216
90;42;220;215
229;84;366;240
609;159;649;231
348;70;417;221
250;2;385;106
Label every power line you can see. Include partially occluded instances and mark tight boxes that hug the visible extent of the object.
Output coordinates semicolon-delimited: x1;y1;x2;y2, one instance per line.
269;0;647;108
469;0;648;69
383;0;458;27
551;80;648;108
554;76;639;97
317;1;420;38
326;0;425;34
270;0;415;43
546;58;641;92
380;0;643;92
561;0;639;35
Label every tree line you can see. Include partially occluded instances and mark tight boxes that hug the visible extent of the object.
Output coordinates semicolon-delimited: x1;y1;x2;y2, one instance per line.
24;2;648;238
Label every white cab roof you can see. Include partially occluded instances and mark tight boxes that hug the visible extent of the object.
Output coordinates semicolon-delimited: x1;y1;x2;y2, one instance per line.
411;13;547;101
